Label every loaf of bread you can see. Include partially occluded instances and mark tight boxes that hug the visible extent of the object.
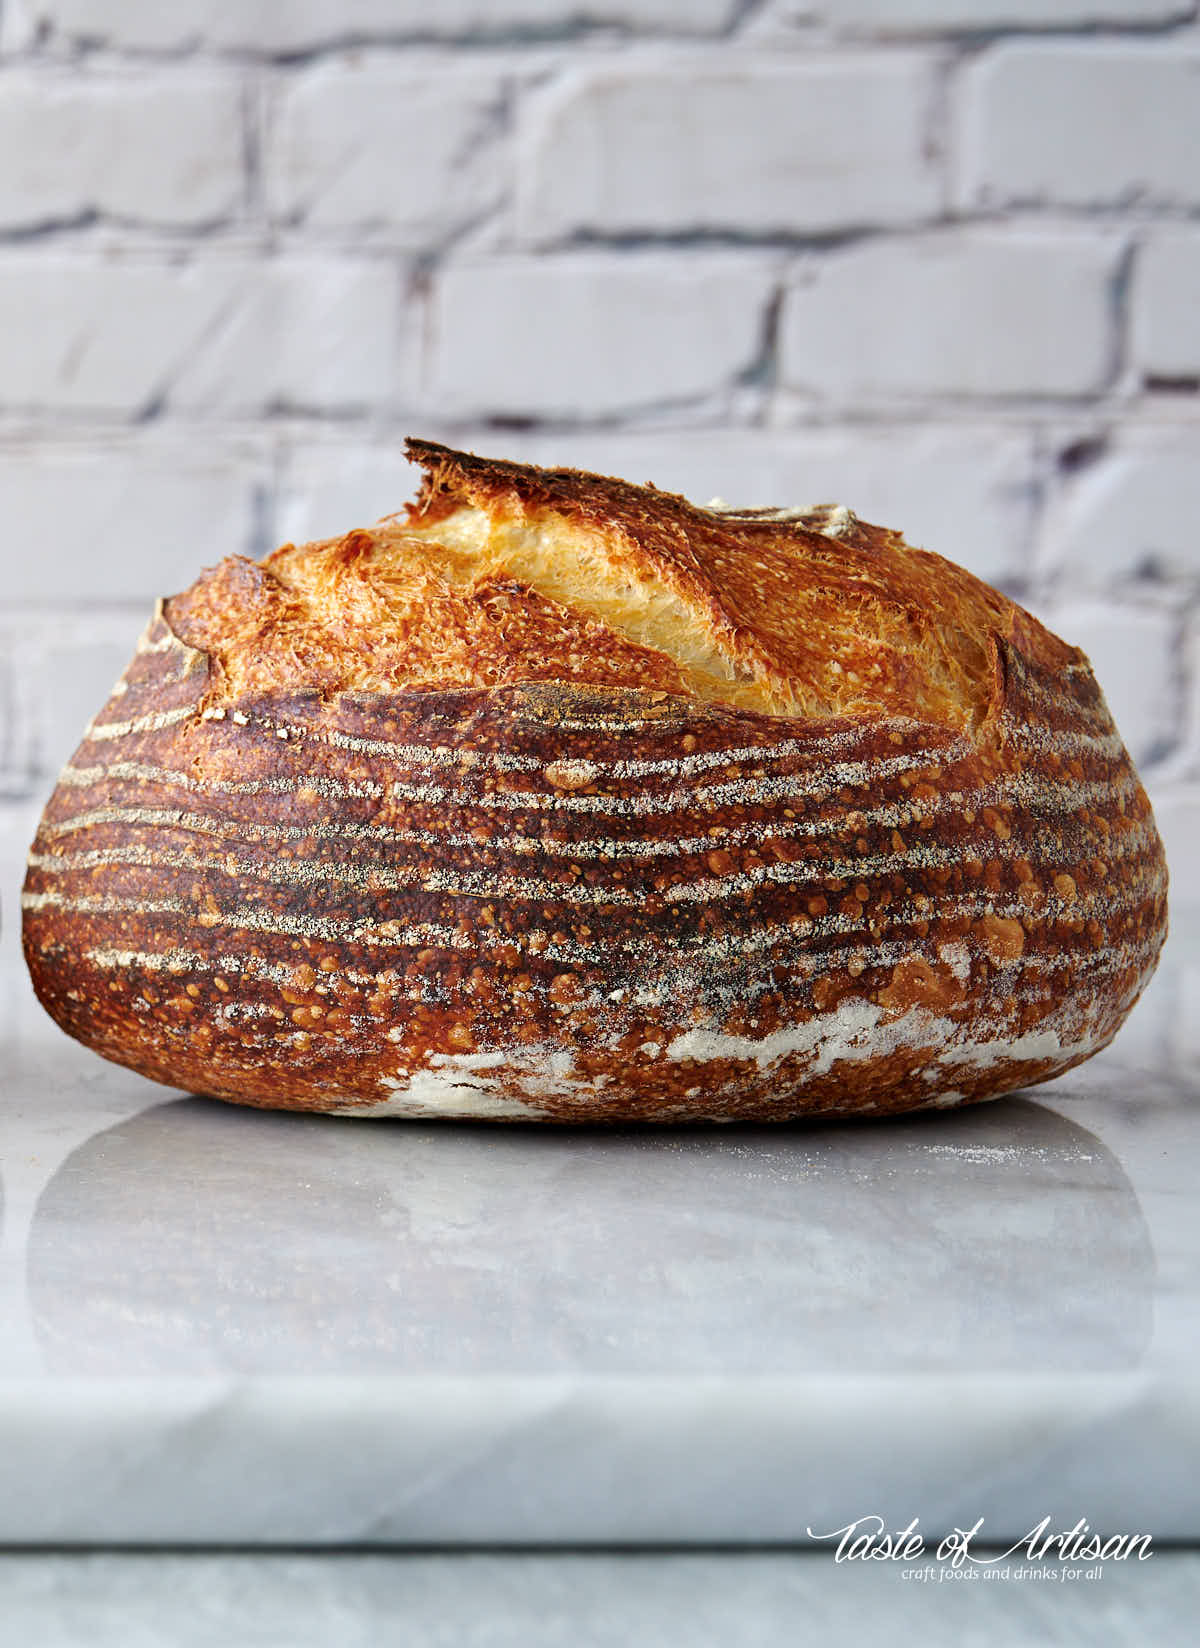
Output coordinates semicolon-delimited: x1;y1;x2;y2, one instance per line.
22;439;1168;1122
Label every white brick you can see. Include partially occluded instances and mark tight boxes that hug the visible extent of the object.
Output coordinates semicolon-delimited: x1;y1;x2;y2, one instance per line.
0;257;404;418
1175;611;1200;780
170;259;407;416
1041;438;1200;591
0;652;20;793
0;444;259;603
0;70;243;229
1029;599;1178;770
1150;786;1200;907
0;258;240;416
30;0;734;52
266;59;505;242
806;0;1190;30
780;232;1118;400
1171;958;1200;1084
427;256;771;418
519;55;941;242
1132;233;1200;382
959;45;1200;211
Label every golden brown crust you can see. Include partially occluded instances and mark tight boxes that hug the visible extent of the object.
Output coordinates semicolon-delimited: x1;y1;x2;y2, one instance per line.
168;438;1075;733
22;441;1168;1122
403;438;1080;724
167;538;701;709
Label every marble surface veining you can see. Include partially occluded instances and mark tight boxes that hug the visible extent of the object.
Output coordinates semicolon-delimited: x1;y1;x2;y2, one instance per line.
2;795;1197;1545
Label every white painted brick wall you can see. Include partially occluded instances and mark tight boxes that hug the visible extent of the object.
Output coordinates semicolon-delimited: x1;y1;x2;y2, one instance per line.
780;232;1119;400
0;257;409;417
265;58;508;243
0;70;245;229
22;0;737;53
0;657;20;797
1039;430;1200;590
1132;233;1200;383
0;0;1195;930
1176;612;1200;779
427;256;772;417
518;55;942;242
958;44;1200;211
0;442;259;603
0;258;241;416
167;258;411;416
1171;955;1200;1083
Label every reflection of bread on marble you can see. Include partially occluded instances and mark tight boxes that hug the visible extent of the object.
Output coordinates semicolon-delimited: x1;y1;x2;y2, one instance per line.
22;439;1168;1122
28;1098;1154;1375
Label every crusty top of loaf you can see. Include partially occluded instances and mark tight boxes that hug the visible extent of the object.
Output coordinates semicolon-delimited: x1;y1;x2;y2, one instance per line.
166;437;1077;731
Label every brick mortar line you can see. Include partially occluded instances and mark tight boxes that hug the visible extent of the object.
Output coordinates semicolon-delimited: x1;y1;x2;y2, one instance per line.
4;400;1200;441
3;212;1199;255
5;12;1200;64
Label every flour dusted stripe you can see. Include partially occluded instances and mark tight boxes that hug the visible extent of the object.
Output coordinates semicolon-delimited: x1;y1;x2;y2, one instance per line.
603;720;952;779
60;763;207;790
28;844;644;907
248;707;971;782
248;710;542;771
1005;722;1126;759
237;707;958;781
83;945;379;991
61;755;943;814
385;750;1128;818
22;888;478;951
25;890;191;920
38;808;1161;894
57;733;1131;822
661;820;1159;905
45;803;417;844
85;704;199;742
58;740;960;807
24;856;1159;963
52;758;1138;848
378;758;917;816
40;757;1144;861
59;747;973;816
397;748;961;813
58;764;385;800
27;810;1159;914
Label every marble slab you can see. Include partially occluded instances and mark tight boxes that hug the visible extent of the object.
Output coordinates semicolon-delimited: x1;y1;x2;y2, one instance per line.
2;798;1198;1544
1;1551;1197;1648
